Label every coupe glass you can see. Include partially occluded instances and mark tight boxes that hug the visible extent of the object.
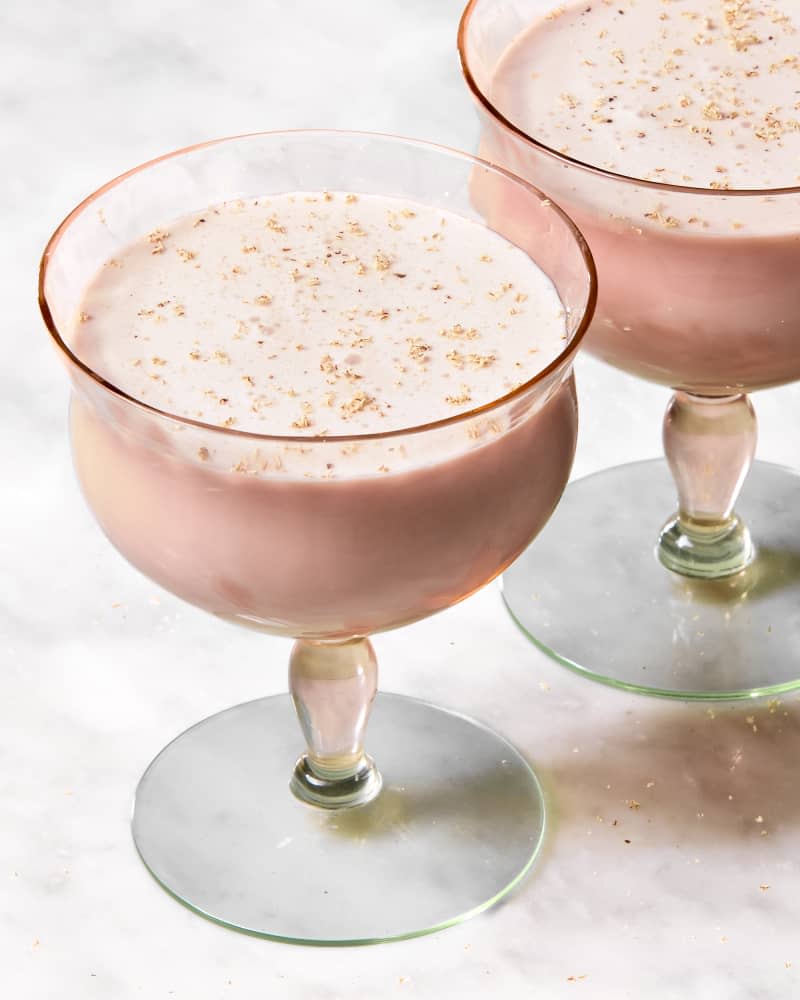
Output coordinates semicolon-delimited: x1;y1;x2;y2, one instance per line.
459;0;800;700
39;131;595;943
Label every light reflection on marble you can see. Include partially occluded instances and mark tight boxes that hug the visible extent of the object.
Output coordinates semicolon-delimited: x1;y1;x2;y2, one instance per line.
3;0;800;996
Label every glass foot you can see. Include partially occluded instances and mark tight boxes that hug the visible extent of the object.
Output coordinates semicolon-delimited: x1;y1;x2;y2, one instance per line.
502;459;800;700
132;692;545;944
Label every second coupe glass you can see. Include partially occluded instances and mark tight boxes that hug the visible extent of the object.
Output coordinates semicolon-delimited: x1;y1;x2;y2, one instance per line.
460;0;800;700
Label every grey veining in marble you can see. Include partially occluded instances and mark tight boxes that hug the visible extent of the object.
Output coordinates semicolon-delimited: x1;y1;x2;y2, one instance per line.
3;0;800;996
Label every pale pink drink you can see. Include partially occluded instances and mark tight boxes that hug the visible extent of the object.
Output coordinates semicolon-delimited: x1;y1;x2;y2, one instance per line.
462;0;800;393
64;190;578;638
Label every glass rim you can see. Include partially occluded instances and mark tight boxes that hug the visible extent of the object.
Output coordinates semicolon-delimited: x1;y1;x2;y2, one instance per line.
39;129;596;445
457;0;800;200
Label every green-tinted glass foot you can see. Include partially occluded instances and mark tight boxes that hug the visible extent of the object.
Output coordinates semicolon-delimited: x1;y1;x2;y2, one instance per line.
503;459;800;700
133;693;545;943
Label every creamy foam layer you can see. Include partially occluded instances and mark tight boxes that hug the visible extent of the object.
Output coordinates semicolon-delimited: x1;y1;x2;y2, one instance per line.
492;0;800;190
72;192;566;436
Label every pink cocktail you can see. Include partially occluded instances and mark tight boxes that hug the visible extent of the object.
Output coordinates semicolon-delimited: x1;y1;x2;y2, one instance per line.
460;0;800;698
40;131;595;941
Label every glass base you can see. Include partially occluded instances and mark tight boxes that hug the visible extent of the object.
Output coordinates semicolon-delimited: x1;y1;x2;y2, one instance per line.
132;692;545;944
502;459;800;700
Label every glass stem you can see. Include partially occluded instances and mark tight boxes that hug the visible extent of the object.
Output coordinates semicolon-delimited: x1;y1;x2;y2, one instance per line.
658;391;757;579
289;636;382;809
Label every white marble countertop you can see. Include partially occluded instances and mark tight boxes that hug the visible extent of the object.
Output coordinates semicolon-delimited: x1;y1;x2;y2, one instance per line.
4;0;800;996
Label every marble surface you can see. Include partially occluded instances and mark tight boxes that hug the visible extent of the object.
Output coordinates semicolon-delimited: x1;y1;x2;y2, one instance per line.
4;0;800;996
